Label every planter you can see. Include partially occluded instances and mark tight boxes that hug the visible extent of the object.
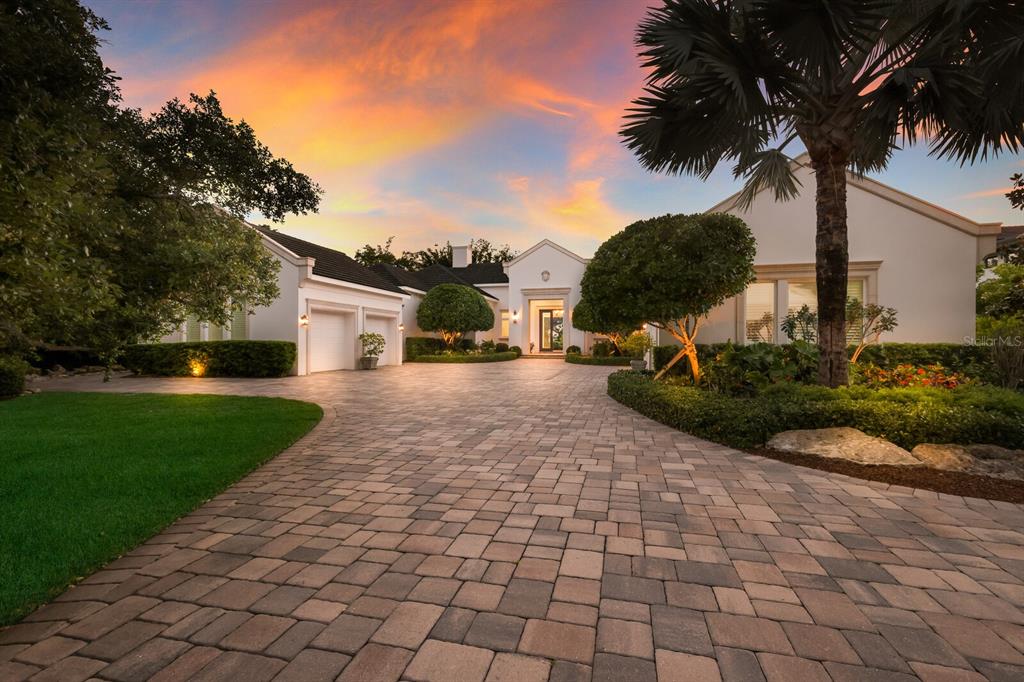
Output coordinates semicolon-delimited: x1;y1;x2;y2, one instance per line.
630;359;647;372
358;356;379;370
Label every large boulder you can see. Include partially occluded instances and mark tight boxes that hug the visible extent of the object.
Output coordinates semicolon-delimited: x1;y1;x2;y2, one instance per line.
910;444;976;471
964;444;1020;461
767;427;920;466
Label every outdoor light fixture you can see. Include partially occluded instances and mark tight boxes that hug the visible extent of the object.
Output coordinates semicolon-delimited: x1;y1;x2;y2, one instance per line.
398;323;405;332
512;309;520;324
641;323;649;332
299;314;309;327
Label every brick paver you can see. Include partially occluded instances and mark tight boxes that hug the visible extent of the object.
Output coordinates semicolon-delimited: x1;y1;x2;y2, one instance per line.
7;362;1024;680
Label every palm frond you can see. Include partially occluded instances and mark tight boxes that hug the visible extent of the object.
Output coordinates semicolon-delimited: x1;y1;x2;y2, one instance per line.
732;149;802;210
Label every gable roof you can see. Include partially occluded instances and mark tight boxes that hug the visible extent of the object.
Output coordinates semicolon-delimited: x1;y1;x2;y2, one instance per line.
506;239;589;266
370;263;428;292
450;262;509;284
255;226;405;295
707;152;1003;238
414;264;499;300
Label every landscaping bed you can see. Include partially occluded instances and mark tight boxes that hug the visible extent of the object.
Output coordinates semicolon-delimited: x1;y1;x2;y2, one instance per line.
0;392;321;625
122;340;297;377
565;353;632;366
410;351;518;363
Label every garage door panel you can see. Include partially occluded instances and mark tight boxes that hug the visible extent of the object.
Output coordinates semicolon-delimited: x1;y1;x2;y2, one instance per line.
364;315;395;366
309;309;354;372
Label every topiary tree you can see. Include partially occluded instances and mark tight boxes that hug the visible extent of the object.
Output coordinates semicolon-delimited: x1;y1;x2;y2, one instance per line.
582;213;756;381
571;296;635;355
416;284;494;349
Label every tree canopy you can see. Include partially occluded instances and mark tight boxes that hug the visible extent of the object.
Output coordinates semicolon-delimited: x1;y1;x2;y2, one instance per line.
621;0;1024;386
354;237;517;270
0;1;322;362
570;296;636;353
416;284;495;349
582;213;755;380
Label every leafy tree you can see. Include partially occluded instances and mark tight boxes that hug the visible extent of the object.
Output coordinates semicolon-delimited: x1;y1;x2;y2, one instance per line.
621;1;1024;387
582;213;755;381
571;296;635;354
416;284;495;349
978;264;1024;320
781;305;818;344
0;1;322;363
1009;173;1024;212
354;237;517;270
846;299;898;363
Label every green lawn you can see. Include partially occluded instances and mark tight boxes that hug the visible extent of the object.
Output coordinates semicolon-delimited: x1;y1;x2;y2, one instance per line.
0;392;321;625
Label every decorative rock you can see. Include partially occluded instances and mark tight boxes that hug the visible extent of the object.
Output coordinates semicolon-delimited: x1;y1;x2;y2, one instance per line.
910;444;976;471
965;444;1020;461
767;427;920;466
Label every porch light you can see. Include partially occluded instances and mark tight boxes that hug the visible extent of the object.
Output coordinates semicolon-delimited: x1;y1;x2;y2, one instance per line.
299;314;309;327
641;323;649;332
398;323;405;332
512;309;520;324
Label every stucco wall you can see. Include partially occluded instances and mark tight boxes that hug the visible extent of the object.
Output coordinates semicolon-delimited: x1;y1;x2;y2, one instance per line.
506;242;588;353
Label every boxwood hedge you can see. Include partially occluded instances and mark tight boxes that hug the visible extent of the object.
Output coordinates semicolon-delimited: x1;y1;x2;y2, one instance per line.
122;341;296;378
607;370;1024;450
565;353;632;366
409;351;518;363
0;356;28;398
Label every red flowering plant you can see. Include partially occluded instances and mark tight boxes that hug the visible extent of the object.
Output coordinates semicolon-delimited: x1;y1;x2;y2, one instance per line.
856;363;970;389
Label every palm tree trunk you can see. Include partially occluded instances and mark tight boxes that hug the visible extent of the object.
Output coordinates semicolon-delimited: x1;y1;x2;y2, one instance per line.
811;151;850;387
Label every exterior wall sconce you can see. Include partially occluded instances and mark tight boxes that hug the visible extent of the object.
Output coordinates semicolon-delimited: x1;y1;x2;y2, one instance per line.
299;314;309;328
398;323;405;333
641;323;649;332
511;309;520;324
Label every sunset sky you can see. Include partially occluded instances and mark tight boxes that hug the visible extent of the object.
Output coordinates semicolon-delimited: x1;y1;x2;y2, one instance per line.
87;0;1023;257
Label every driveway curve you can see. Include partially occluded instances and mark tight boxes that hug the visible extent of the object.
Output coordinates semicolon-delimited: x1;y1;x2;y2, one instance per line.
5;361;1024;681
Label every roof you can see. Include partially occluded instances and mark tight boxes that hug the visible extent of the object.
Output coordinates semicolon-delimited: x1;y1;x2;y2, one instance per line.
370;263;428;291
707;152;1003;238
997;225;1024;248
255;226;405;295
414;264;499;300
449;262;509;284
506;239;589;266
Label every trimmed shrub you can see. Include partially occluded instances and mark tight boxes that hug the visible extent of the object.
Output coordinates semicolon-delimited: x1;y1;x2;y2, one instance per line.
122;341;296;377
405;336;444;360
510;346;523;357
480;340;497;353
566;353;631;366
592;340;614;357
607;371;1024;450
459;339;479;352
496;342;510;353
566;345;582;355
0;355;28;398
410;351;518;363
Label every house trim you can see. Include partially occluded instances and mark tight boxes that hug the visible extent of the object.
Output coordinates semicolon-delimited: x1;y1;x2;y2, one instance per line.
505;239;589;268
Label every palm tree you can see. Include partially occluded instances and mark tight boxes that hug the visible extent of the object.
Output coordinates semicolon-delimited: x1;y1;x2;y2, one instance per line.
621;0;1024;387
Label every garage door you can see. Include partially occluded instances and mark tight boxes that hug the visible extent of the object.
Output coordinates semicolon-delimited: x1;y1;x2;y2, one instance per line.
309;308;355;372
363;315;395;366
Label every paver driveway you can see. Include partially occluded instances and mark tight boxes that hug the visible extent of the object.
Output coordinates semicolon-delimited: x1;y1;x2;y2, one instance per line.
5;362;1024;681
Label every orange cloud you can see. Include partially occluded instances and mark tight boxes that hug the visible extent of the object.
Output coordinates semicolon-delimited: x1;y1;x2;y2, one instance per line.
959;186;1013;199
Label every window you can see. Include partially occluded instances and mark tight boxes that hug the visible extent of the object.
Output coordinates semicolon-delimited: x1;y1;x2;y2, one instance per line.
786;279;866;343
230;307;249;340
744;282;775;343
500;310;509;339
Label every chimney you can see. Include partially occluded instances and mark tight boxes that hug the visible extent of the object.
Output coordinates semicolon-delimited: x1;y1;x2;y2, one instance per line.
452;244;471;268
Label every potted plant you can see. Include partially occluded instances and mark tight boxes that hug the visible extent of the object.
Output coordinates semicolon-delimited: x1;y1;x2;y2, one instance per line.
622;330;653;371
358;332;385;370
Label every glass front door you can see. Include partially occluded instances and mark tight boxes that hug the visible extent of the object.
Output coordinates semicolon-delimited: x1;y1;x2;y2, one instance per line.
539;309;564;351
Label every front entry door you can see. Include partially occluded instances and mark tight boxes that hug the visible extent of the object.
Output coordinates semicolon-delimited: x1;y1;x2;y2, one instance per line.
539;309;564;351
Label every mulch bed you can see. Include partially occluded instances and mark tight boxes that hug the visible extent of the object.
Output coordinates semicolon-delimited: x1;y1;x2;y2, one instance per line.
746;448;1024;504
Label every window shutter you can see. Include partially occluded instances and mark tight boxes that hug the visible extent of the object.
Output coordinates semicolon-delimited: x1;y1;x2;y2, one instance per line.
231;308;249;340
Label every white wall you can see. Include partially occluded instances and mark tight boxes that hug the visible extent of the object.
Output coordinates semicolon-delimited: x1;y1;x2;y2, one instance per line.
506;242;588;353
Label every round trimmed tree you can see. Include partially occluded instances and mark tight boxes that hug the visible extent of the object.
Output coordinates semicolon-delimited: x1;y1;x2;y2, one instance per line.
582;213;755;381
417;284;494;349
571;296;636;355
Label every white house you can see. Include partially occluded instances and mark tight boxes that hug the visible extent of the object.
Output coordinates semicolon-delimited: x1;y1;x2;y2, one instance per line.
166;159;1003;371
164;227;408;375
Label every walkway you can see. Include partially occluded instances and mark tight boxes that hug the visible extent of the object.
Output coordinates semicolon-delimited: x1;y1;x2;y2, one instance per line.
4;362;1024;681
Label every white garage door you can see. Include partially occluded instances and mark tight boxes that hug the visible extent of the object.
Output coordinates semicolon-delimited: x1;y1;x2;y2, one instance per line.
363;315;395;366
309;308;355;372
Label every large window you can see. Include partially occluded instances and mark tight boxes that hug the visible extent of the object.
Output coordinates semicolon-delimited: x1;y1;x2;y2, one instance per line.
743;278;867;344
500;310;509;339
744;282;775;343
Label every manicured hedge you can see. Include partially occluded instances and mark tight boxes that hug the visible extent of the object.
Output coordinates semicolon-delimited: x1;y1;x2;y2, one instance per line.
405;336;445;360
122;341;296;377
410;351;518;363
653;342;996;381
607;370;1024;450
565;353;632;366
0;356;28;398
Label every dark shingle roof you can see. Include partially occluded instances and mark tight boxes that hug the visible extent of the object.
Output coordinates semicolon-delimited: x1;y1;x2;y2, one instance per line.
998;225;1024;248
369;263;429;291
449;262;508;284
414;264;499;300
255;227;405;295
